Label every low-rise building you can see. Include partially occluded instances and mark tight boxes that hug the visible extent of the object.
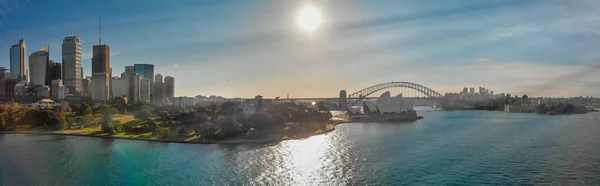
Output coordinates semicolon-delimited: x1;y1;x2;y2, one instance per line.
14;81;29;97
111;77;129;99
34;85;50;98
51;80;69;101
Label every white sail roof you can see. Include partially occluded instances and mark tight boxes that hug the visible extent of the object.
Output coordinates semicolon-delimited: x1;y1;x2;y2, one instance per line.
363;101;379;114
389;93;404;113
347;106;361;115
376;91;392;113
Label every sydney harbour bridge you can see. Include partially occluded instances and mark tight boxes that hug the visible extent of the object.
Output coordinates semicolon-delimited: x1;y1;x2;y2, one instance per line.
267;81;445;107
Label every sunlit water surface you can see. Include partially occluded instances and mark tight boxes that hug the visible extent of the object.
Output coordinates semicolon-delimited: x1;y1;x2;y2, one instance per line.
2;110;600;185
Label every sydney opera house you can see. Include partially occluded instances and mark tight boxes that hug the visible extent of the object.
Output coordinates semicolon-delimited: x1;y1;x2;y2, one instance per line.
347;91;422;122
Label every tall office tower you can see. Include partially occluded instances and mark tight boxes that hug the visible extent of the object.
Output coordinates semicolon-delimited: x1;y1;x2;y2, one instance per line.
164;76;174;101
92;44;110;101
29;45;50;86
62;35;82;93
469;87;475;94
80;66;83;80
140;78;151;102
128;74;141;102
49;60;62;81
153;74;165;105
10;36;27;82
462;87;468;94
134;64;154;99
155;74;163;83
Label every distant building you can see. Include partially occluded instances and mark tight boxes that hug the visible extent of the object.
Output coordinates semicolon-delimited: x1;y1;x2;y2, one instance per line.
62;35;82;93
140;78;151;102
29;45;50;86
82;77;92;96
164;76;174;102
49;60;62;81
91;44;110;101
0;78;17;100
125;66;135;76
339;90;347;109
14;81;29;97
155;74;163;83
51;80;69;101
128;74;141;102
153;74;165;105
111;77;129;99
92;74;110;101
134;64;154;99
10;36;27;82
34;85;50;98
469;87;475;95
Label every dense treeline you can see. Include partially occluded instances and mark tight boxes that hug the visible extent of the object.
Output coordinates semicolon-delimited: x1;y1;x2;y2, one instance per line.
0;103;67;131
1;99;334;142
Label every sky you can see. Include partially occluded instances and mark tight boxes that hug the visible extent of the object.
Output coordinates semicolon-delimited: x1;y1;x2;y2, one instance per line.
1;0;599;98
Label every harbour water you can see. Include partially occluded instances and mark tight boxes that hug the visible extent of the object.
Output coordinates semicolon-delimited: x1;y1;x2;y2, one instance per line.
2;109;600;185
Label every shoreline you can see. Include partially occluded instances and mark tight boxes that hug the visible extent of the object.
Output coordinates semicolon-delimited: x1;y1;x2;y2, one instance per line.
0;121;349;145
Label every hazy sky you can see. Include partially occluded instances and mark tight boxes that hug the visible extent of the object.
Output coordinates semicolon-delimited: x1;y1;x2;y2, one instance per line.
1;0;599;98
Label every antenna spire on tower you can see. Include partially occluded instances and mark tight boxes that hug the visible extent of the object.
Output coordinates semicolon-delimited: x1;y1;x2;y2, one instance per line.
99;17;102;45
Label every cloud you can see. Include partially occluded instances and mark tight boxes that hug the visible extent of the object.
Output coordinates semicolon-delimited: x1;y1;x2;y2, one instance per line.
81;52;92;60
489;26;539;38
473;58;493;64
173;63;178;68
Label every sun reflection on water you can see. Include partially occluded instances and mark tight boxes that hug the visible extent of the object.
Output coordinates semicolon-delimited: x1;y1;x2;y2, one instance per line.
278;134;332;185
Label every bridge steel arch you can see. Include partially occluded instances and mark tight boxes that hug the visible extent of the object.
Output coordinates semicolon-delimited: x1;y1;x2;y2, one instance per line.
347;81;444;106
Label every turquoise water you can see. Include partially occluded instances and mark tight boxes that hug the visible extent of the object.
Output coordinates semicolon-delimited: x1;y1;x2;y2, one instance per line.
2;110;600;185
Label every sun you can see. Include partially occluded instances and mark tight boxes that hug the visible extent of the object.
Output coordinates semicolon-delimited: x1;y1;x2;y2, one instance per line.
297;6;322;34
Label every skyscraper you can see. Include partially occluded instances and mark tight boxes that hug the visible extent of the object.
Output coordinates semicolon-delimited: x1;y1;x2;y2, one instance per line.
49;60;62;81
164;76;174;102
140;78;151;102
10;36;27;82
128;74;141;102
134;64;154;99
153;74;165;105
62;35;82;93
29;45;50;86
155;74;163;83
92;44;110;100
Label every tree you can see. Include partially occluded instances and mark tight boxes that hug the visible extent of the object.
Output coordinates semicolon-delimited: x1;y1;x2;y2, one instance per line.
505;94;512;104
536;104;548;114
101;106;118;134
79;103;92;116
316;101;330;111
255;95;264;111
522;94;529;99
134;109;152;120
57;106;66;123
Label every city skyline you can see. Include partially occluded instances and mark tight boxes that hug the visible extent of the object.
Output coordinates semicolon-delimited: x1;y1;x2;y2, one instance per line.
1;0;600;98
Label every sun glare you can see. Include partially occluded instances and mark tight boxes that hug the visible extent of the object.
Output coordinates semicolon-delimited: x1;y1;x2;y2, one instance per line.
297;6;322;34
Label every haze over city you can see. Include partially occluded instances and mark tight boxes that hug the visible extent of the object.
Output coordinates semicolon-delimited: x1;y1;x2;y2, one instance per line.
1;0;599;98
